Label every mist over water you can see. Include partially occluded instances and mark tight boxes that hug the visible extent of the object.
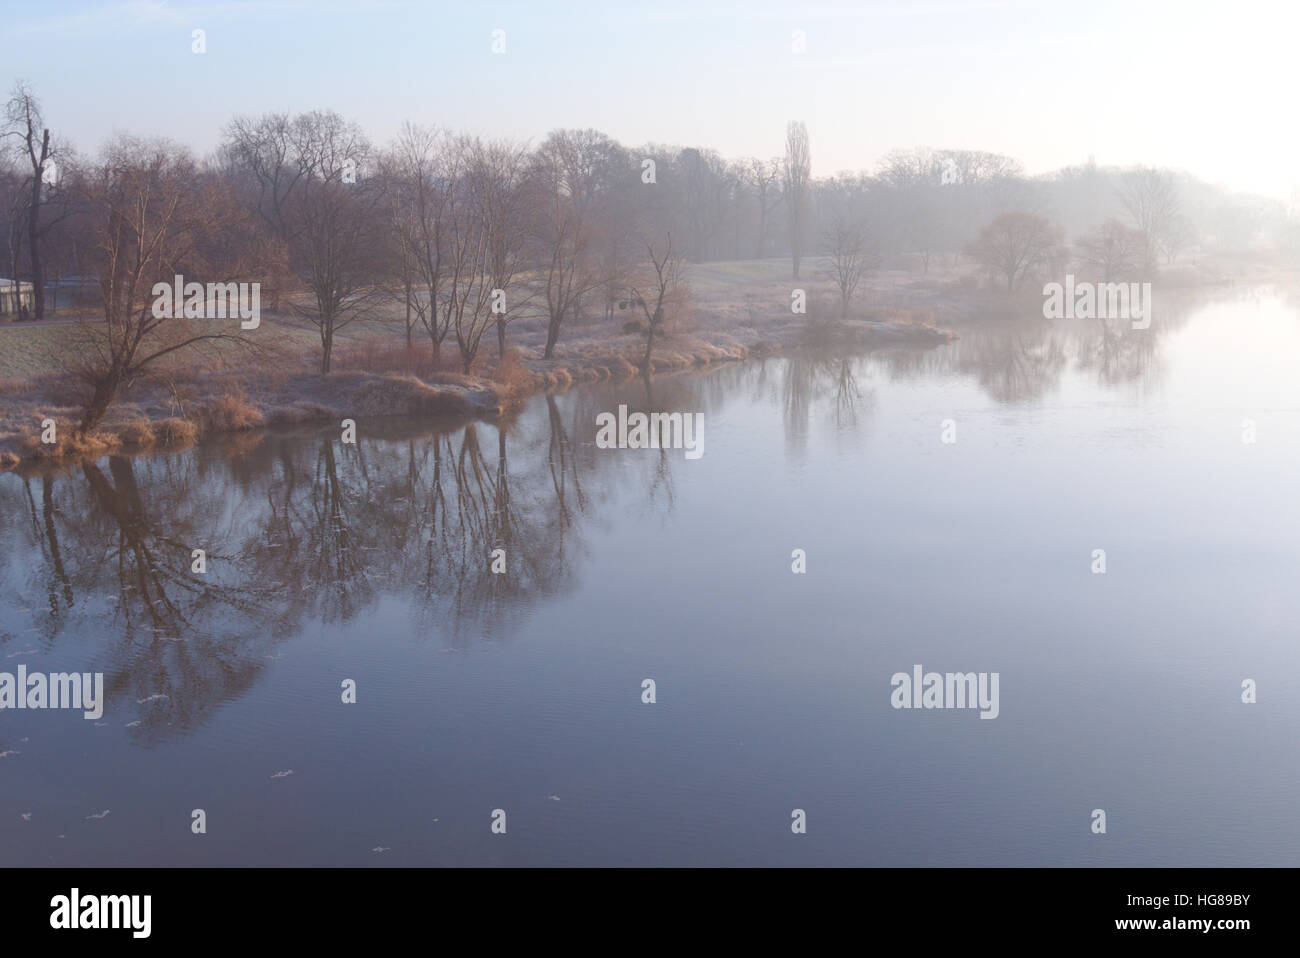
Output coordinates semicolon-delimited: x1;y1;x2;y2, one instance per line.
2;289;1298;866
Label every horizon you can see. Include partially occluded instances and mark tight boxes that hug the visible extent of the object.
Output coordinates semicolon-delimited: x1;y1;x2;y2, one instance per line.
6;0;1296;201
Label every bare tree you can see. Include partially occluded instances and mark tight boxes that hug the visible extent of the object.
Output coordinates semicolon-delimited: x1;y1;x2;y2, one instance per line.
393;123;458;364
875;150;943;272
426;135;527;374
747;157;783;259
966;211;1065;292
440;137;529;373
941;148;1024;184
254;112;382;374
222;112;309;242
224;110;371;317
3;82;58;318
474;140;531;362
678;146;734;262
376;149;419;349
595;211;638;323
439;140;491;374
381;123;453;356
784;121;811;280
73;137;256;431
822;219;872;317
1075;218;1144;282
294;172;385;374
1;148;81;316
0;163;26;296
1159;213;1197;265
529;130;608;359
1117;167;1180;273
625;233;686;370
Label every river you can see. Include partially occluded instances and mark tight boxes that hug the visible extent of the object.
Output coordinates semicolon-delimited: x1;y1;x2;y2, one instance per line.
2;286;1298;865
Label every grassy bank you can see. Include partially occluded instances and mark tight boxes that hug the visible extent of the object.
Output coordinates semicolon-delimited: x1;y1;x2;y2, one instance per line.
7;247;1276;474
0;256;968;473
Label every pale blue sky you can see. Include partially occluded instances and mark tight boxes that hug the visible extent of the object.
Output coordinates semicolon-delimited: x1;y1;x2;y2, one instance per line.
6;0;1296;198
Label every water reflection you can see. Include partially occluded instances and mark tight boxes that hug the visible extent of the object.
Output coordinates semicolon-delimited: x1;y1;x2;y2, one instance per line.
780;355;870;454
873;290;1204;401
0;291;1215;740
1;406;617;736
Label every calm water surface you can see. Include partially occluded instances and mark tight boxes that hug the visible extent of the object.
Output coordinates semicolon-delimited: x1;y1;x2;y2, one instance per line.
2;288;1298;865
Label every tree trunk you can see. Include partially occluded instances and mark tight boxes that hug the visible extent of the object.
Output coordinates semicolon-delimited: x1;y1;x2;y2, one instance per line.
430;333;440;369
27;130;49;320
78;369;122;434
543;312;561;359
642;323;655;371
42;475;74;606
404;281;412;349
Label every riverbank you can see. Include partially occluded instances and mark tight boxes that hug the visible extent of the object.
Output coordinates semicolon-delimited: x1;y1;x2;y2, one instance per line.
6;250;1271;474
0;282;953;473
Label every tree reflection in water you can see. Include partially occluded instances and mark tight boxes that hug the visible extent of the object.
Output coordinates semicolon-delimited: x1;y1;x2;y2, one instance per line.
0;311;1188;740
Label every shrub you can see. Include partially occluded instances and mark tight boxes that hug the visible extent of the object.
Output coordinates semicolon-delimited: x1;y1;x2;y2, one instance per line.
155;417;199;446
492;348;534;396
203;393;264;432
118;419;156;447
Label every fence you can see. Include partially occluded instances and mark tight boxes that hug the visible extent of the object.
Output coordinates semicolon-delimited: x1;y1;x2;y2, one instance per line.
0;281;35;320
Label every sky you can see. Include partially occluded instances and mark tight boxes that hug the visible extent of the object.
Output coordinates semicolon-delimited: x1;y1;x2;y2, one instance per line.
5;0;1297;199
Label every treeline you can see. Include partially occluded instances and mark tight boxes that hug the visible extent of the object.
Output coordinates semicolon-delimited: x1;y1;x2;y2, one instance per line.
0;81;1291;431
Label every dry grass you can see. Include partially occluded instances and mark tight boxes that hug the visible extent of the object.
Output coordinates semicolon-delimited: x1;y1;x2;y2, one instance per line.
333;336;458;380
0;322;73;379
155;417;199;446
118;419;156;447
879;306;937;326
489;348;538;400
335;371;500;418
1;408;205;472
19;424;121;463
201;393;265;432
264;402;336;427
